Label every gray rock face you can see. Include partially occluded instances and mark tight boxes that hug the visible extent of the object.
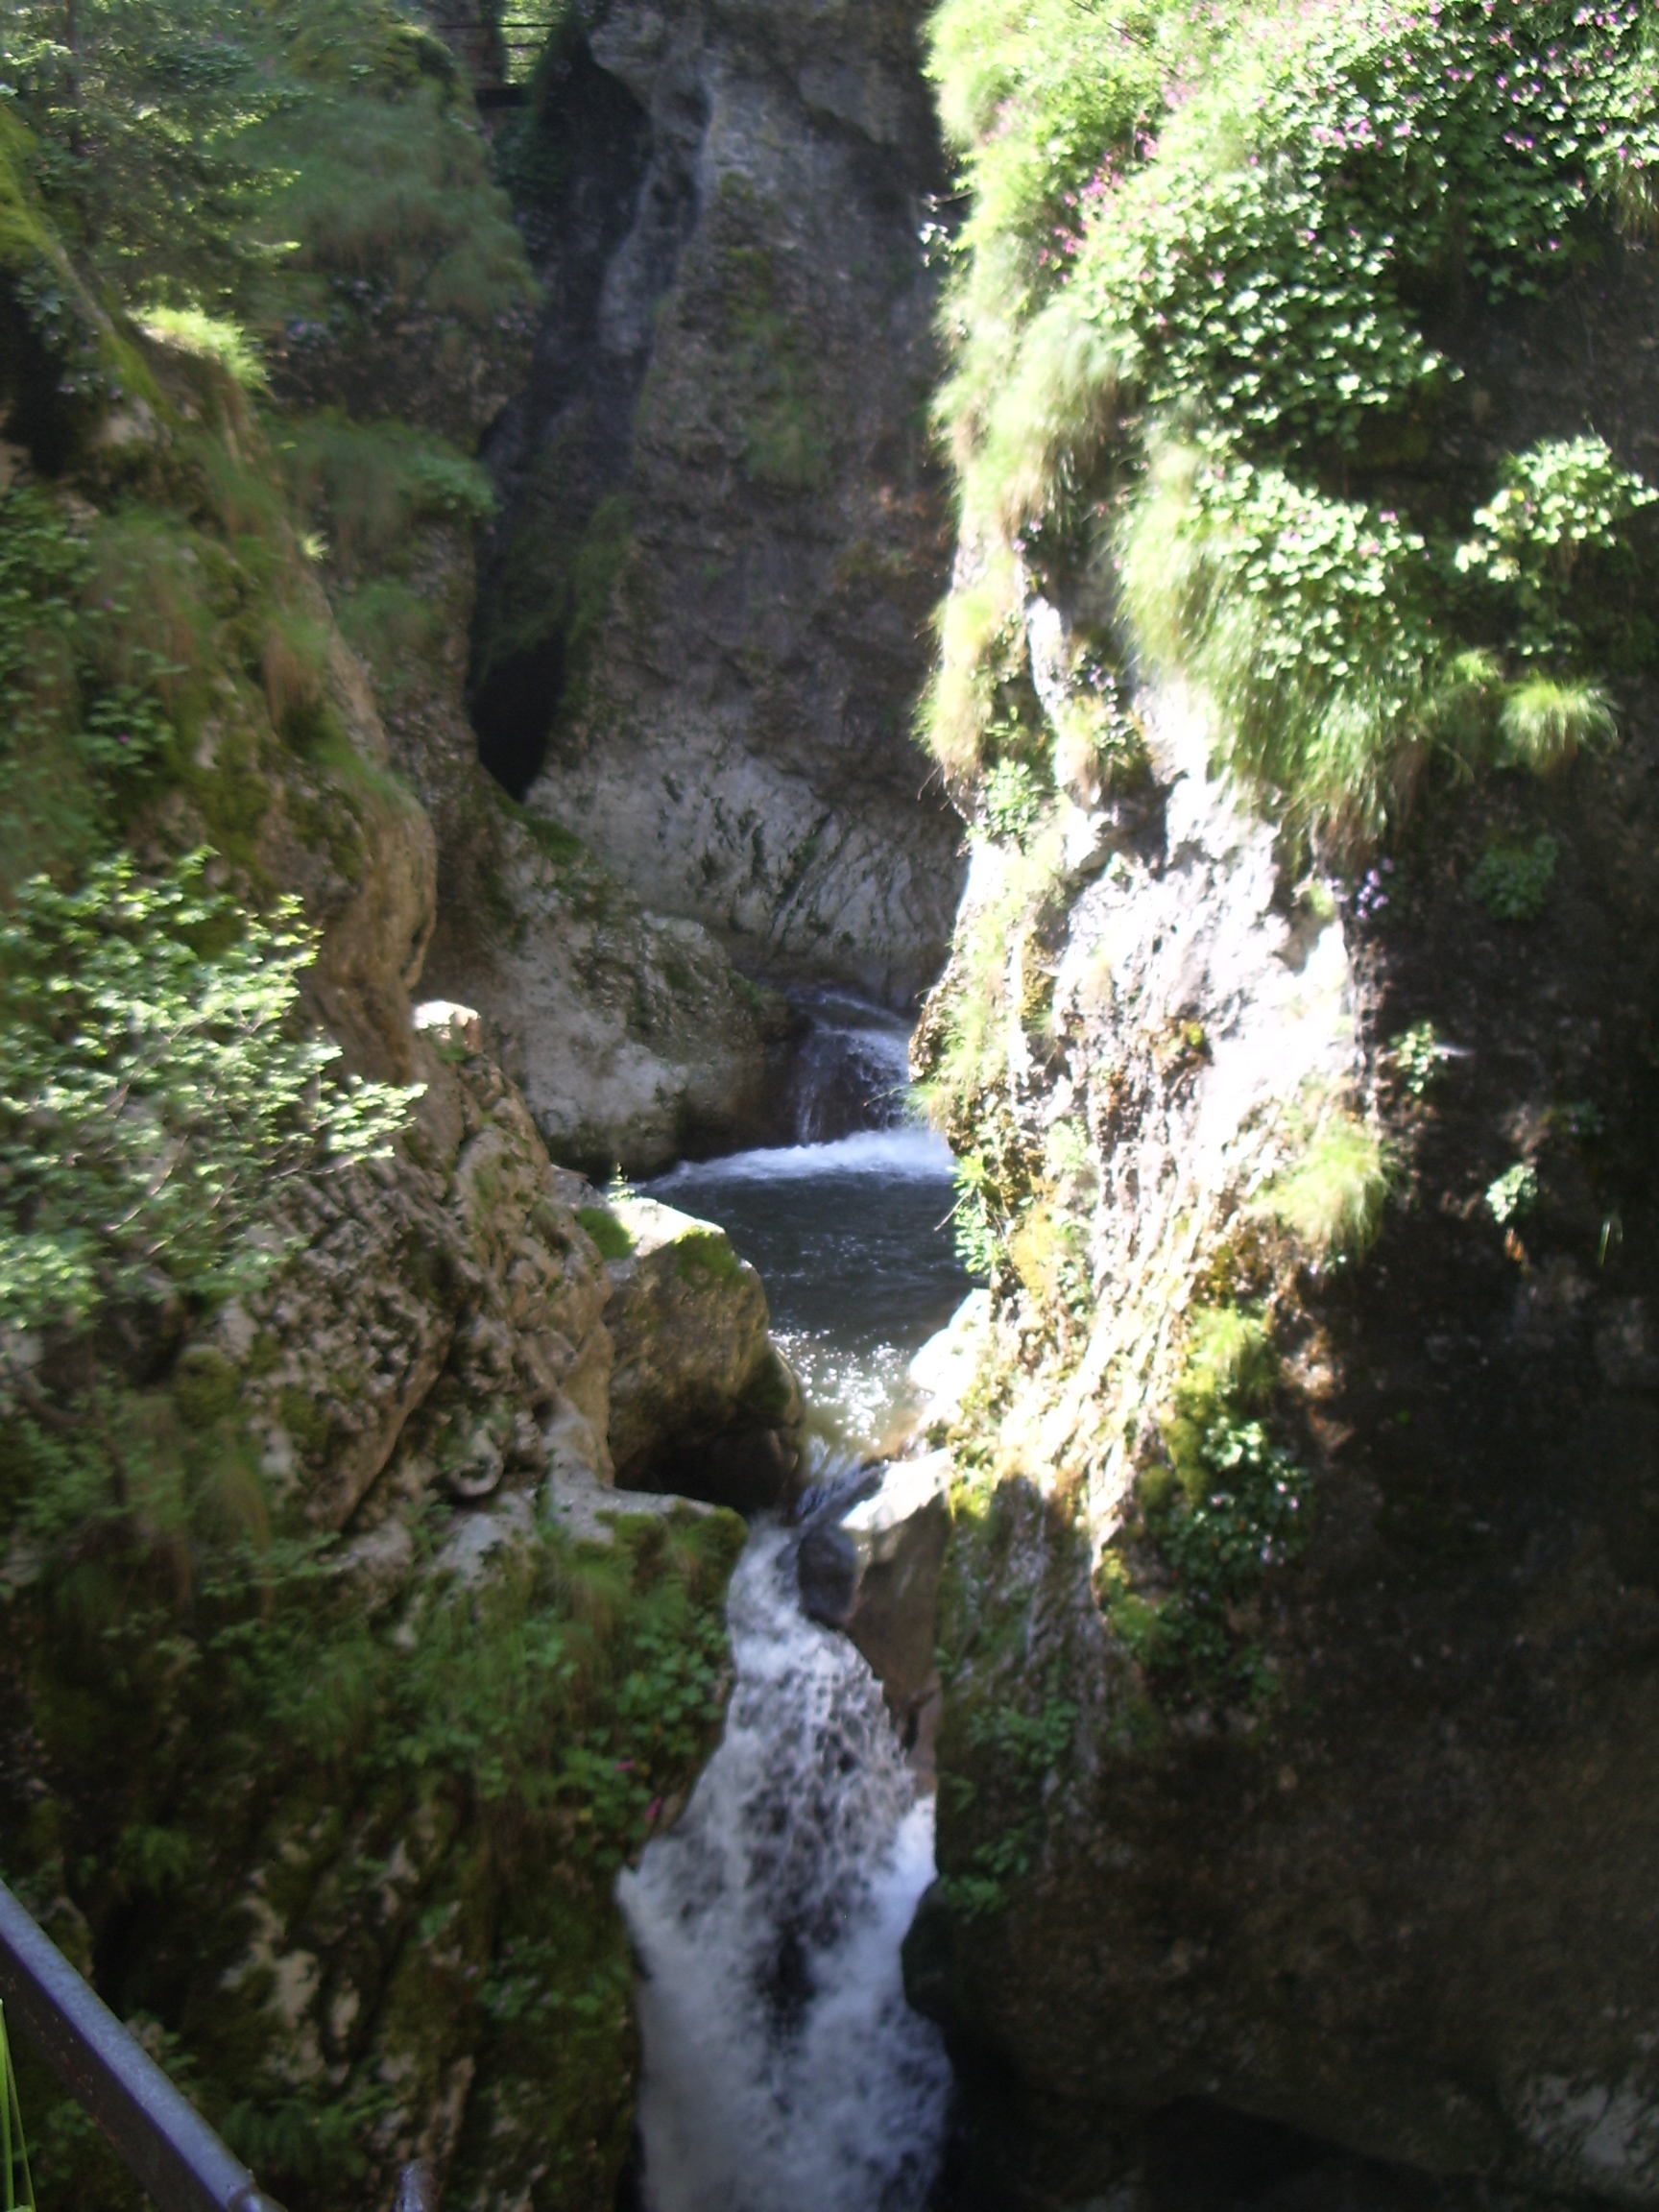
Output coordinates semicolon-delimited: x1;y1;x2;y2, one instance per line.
472;0;967;1004
798;1449;951;1740
372;521;801;1175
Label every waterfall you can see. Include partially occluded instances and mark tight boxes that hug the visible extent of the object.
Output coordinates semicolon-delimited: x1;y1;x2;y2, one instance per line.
618;998;965;2208
781;995;914;1143
616;1526;951;2212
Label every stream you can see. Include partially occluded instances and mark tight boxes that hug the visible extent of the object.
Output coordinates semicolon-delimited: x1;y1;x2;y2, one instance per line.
615;1001;968;2211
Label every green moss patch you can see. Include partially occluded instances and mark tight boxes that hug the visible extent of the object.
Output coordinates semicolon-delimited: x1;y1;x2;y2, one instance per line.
576;1205;636;1262
673;1230;741;1286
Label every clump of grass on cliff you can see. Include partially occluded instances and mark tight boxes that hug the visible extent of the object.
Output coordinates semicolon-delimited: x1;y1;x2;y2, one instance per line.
923;0;1659;832
1254;1106;1391;1263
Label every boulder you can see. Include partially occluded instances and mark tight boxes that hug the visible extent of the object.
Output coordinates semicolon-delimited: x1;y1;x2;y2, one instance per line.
799;1450;952;1748
594;1190;805;1508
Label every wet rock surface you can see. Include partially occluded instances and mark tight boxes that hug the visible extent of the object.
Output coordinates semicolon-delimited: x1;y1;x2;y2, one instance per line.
799;1451;950;1744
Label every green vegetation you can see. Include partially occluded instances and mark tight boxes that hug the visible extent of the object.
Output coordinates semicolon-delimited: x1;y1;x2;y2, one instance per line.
0;10;715;2204
137;306;268;392
1155;1305;1275;1498
278;415;495;582
1495;678;1618;776
674;1229;742;1286
575;1206;636;1262
1389;1022;1443;1100
1118;447;1445;837
1104;1302;1309;1701
1455;435;1657;660
0;2001;35;2212
924;0;1659;828
1255;1109;1390;1262
0;1442;742;2207
717;233;831;493
1471;832;1558;921
1;0;535;435
0;854;415;1339
980;757;1045;847
936;1689;1077;1918
915;823;1068;1140
1487;1161;1539;1225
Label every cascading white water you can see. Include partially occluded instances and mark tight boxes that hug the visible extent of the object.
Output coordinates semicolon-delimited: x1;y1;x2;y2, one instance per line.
616;1525;950;2212
781;995;914;1143
617;1005;967;2211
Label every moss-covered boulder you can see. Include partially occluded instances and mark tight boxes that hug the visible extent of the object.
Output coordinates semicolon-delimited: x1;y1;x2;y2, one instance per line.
592;1191;805;1506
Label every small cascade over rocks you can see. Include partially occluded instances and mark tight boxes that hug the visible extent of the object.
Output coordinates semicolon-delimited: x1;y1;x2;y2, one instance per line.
616;1521;951;2212
781;994;913;1143
616;998;967;2211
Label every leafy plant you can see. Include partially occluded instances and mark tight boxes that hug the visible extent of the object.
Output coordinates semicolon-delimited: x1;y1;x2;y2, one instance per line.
1115;1419;1309;1695
1158;1304;1275;1498
1470;834;1558;922
0;0;535;388
924;0;1659;833
0;852;416;1344
938;1687;1077;1915
0;485;179;882
1486;1162;1538;1226
1119;448;1442;836
1104;1302;1309;1700
1455;437;1657;658
980;757;1044;847
1389;1022;1442;1100
950;1152;1000;1280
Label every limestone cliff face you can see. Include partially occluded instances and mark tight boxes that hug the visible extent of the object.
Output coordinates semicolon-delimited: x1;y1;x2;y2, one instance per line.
253;86;802;1173
906;253;1659;2209
353;510;799;1175
470;0;967;1005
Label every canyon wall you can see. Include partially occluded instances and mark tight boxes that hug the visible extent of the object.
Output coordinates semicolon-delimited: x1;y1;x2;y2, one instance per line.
469;0;966;1004
904;100;1659;2211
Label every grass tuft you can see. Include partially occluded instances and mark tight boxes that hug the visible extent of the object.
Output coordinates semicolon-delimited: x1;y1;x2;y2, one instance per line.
1255;1111;1389;1262
139;305;268;392
1497;677;1618;775
1161;1304;1275;1500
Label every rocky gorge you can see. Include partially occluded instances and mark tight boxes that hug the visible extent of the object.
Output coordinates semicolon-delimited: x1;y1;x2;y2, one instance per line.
3;2;1659;2211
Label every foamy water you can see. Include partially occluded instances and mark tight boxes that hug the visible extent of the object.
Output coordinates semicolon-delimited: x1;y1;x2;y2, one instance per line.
652;1124;954;1187
616;1526;951;2212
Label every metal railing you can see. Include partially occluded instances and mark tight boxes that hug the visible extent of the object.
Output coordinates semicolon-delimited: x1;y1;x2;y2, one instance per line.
0;1880;440;2212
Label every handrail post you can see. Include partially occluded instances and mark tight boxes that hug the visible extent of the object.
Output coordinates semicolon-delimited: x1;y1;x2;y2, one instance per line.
0;1880;287;2212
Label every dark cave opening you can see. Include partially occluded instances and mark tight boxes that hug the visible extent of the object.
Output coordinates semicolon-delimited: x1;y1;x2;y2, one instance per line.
470;626;565;800
467;33;701;800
